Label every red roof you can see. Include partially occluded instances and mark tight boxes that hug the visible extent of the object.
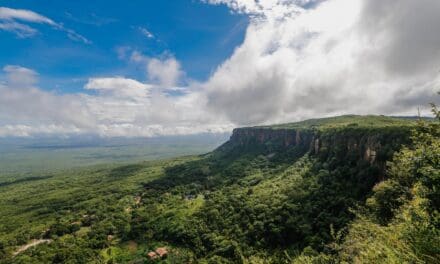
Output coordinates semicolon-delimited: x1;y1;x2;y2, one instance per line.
155;247;168;257
147;251;158;259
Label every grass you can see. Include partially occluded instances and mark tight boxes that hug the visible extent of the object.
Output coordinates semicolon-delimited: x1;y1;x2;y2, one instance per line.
257;115;421;130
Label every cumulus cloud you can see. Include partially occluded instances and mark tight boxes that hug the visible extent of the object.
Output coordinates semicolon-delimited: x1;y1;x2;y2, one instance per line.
205;0;305;18
0;7;90;43
3;65;38;85
1;0;439;137
0;64;231;137
85;77;152;99
128;50;184;88
0;66;95;130
147;57;183;87
359;0;440;77
203;0;440;124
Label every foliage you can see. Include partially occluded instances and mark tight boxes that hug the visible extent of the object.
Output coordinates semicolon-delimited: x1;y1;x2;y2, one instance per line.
0;114;438;263
338;105;440;263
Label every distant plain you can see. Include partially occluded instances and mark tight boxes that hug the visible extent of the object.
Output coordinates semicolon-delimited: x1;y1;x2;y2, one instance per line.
0;134;229;179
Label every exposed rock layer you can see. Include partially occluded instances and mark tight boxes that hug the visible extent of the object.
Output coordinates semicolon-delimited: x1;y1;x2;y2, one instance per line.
223;126;412;165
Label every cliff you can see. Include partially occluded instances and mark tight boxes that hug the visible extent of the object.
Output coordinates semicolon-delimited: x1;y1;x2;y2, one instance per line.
219;116;415;165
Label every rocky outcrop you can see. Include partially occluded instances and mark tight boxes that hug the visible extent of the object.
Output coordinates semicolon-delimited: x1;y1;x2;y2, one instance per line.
228;128;314;149
220;126;412;166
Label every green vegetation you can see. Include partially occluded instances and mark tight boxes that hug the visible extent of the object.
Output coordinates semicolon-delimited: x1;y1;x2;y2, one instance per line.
264;115;421;130
0;114;438;263
0;134;228;179
337;108;440;263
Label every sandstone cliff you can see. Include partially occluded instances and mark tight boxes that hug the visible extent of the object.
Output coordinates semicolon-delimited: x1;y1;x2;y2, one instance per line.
220;125;412;166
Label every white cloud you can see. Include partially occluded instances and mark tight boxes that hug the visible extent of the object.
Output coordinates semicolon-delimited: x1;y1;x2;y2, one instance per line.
0;6;90;43
147;57;183;87
204;0;321;20
0;124;84;137
128;50;184;88
1;0;439;137
3;65;38;85
138;26;154;39
0;66;95;130
129;50;147;63
122;49;185;90
116;46;132;60
0;21;38;38
0;7;56;24
85;77;152;99
202;0;439;124
0;64;231;137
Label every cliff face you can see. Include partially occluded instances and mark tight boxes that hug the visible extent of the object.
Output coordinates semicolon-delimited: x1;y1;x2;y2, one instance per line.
221;126;412;165
228;128;314;149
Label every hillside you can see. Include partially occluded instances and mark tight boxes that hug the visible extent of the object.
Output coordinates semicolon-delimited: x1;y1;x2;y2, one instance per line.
264;115;419;129
0;115;438;263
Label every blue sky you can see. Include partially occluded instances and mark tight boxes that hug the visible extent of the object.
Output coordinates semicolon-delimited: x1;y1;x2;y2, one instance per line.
0;0;438;137
0;0;248;93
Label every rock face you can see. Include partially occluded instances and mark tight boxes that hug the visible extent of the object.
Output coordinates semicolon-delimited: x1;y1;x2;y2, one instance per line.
228;128;314;150
220;126;411;167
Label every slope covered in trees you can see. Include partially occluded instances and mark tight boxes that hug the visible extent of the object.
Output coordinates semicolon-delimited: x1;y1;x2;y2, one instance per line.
0;114;438;263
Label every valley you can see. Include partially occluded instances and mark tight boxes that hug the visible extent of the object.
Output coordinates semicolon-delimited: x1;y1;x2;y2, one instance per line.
0;115;438;263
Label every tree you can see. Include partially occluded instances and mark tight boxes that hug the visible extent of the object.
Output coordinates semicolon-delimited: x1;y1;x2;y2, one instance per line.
339;101;440;263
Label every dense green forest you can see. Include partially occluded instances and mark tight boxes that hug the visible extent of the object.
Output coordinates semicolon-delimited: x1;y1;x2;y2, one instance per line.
0;112;438;263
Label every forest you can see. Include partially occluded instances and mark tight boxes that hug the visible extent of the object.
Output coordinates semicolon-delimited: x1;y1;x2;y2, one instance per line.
0;111;438;263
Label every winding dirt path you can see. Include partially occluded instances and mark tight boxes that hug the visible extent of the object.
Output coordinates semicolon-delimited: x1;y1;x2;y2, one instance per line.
13;239;52;256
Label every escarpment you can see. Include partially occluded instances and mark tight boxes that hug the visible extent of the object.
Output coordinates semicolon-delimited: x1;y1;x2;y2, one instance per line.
219;117;413;168
228;128;315;149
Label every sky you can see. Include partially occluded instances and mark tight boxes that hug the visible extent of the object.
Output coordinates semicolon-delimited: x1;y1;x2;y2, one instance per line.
0;0;439;137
